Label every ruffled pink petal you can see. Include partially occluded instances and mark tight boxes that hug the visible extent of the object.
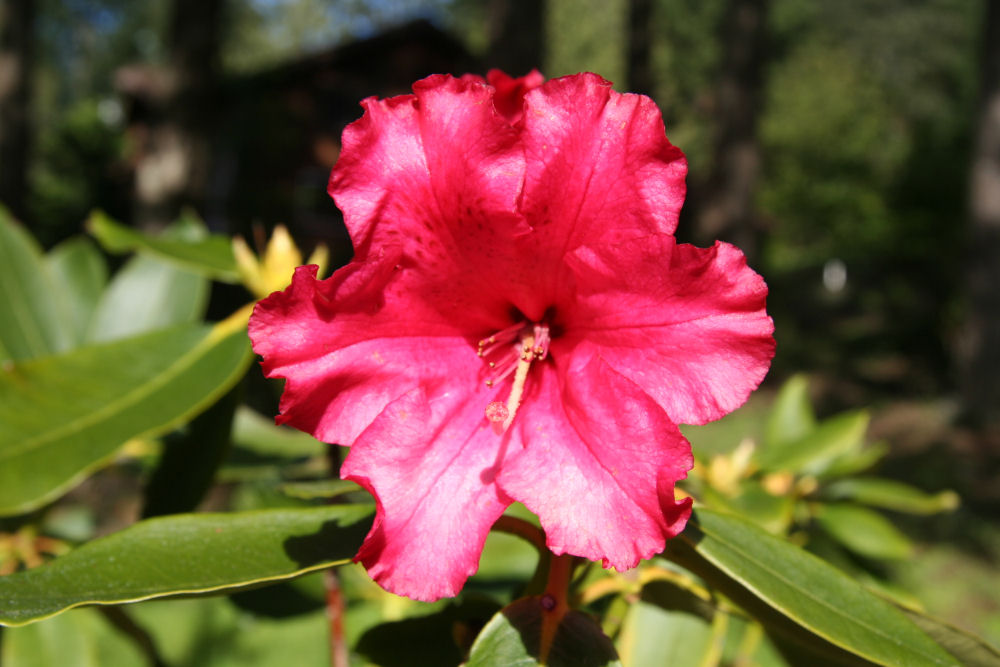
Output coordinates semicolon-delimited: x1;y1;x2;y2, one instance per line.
559;234;775;425
343;382;513;601
249;259;488;445
498;351;692;570
328;74;533;319
487;69;545;124
513;73;688;315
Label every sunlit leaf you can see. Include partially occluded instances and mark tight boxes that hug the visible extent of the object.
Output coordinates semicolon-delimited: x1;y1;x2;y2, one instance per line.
0;607;146;667
814;503;914;560
0;315;252;516
764;374;816;449
45;237;108;347
667;508;959;666
617;600;714;667
757;410;869;475
87;210;240;282
86;254;208;343
0;505;373;626
0;206;74;360
823;478;959;515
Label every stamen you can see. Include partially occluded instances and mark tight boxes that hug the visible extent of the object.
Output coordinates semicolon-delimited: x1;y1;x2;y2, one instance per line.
478;322;552;433
477;321;525;358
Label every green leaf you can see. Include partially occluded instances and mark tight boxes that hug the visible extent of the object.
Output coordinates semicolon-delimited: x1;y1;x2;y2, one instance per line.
898;607;1000;667
0;608;146;667
0;317;252;516
617;600;714;667
0;206;74;360
232;406;325;458
0;504;373;626
764;374;816;448
758;410;870;475
87;210;240;282
86;254;209;343
814;503;914;560
819;442;889;479
129;597;331;667
617;579;718;666
701;482;795;535
667;508;958;666
44;237;108;347
278;480;363;501
467;597;622;667
823;478;960;515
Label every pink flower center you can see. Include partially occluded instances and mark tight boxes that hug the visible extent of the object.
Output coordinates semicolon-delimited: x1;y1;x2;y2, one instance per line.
478;321;551;433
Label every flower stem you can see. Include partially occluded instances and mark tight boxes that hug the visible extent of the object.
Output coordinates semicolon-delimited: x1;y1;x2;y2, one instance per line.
538;553;576;665
492;515;547;552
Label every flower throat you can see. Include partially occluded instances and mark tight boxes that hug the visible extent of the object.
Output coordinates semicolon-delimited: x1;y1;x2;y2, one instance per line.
478;322;551;434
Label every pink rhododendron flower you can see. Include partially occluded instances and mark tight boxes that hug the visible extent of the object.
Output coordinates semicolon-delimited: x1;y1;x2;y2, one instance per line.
249;70;774;601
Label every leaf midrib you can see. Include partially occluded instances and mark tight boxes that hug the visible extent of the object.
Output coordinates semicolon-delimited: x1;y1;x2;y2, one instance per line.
0;326;228;463
689;516;956;666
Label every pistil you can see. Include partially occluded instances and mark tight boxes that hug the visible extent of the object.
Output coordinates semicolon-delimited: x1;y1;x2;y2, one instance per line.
479;322;551;433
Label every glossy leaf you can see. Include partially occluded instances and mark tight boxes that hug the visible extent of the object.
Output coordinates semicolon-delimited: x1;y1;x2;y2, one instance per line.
86;253;208;343
757;410;870;475
467;597;622;667
0;207;74;360
87;210;240;282
45;237;108;347
0;316;252;516
815;503;914;560
0;504;373;626
823;478;960;515
764;374;816;448
669;508;959;666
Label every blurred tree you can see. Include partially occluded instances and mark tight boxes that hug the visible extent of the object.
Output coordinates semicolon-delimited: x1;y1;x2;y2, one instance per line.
627;0;653;95
0;0;34;220
131;0;223;228
487;0;544;75
546;0;625;82
961;0;1000;423
687;0;769;260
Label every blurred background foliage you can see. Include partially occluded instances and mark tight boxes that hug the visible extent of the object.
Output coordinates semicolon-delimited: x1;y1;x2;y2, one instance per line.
2;0;1000;663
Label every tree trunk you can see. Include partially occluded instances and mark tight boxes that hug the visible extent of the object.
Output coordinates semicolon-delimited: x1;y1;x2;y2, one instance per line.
687;0;769;260
132;0;223;228
0;0;33;221
487;0;545;76
627;0;653;96
959;0;1000;424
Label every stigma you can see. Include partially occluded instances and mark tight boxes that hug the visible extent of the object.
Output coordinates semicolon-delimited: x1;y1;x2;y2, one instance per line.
478;322;551;433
